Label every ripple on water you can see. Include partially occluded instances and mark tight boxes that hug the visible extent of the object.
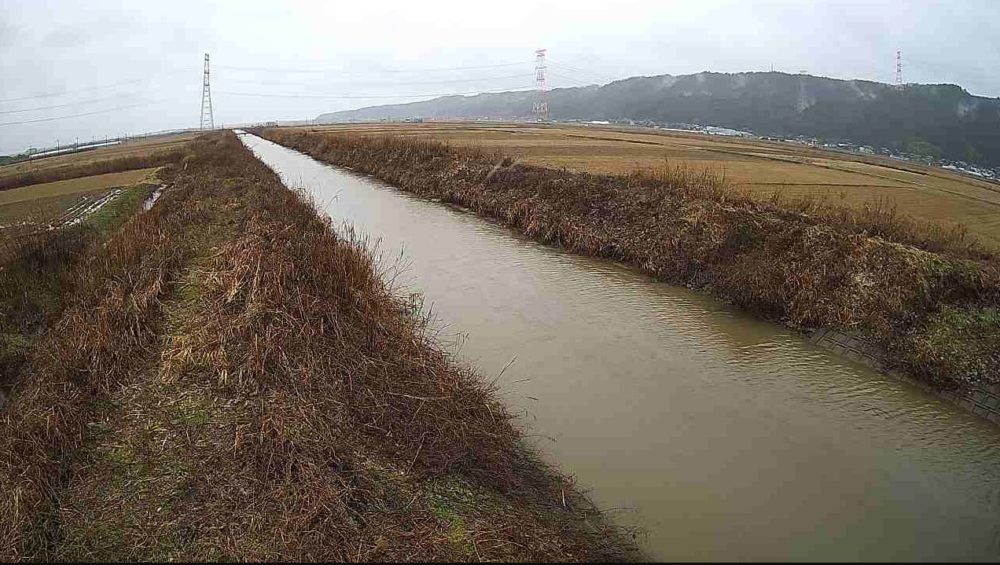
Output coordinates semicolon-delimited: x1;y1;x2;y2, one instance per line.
242;133;1000;562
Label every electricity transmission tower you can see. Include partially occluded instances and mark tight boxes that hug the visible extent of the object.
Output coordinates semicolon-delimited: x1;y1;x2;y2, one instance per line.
533;48;548;122
200;53;215;129
895;50;903;88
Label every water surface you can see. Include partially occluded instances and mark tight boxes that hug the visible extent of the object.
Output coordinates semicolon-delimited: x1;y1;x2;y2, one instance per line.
242;133;1000;561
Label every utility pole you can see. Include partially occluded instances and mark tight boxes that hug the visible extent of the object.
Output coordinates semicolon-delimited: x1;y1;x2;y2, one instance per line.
200;53;215;129
533;48;548;122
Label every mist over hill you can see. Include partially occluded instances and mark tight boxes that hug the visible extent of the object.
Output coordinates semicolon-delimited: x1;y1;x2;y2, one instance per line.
317;71;1000;166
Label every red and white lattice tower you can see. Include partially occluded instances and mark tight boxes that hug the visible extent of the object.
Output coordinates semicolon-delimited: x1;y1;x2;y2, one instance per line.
895;50;903;88
533;48;548;122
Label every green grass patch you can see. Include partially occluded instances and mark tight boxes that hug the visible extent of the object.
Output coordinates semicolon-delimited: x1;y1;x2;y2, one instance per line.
86;184;156;237
912;306;1000;385
426;475;513;557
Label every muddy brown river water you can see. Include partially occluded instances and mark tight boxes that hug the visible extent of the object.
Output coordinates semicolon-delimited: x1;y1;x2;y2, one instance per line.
241;133;1000;561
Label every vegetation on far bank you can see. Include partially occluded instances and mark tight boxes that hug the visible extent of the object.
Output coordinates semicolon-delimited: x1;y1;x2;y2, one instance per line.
0;132;634;561
258;127;1000;393
310;122;1000;249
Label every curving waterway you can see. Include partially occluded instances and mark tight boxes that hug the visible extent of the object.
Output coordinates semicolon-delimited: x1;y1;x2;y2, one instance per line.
241;132;1000;561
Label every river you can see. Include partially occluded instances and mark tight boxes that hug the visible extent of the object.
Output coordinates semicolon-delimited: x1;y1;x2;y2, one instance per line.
240;132;1000;561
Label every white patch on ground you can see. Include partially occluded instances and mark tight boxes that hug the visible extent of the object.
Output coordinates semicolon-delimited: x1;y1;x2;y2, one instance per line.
143;185;166;211
58;188;123;229
0;220;36;231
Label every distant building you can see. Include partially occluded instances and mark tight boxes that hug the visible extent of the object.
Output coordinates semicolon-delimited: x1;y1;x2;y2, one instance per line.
704;125;753;138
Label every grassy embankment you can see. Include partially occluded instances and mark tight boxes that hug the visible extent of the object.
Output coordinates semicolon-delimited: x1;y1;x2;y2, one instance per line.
259;128;1000;394
0;132;633;561
0;157;181;396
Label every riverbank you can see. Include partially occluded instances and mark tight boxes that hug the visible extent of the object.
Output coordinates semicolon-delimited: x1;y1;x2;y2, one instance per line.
0;132;635;561
257;128;1000;405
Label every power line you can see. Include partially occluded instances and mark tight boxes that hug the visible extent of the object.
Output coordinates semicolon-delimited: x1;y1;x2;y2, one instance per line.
0;92;141;115
0;99;175;126
215;86;534;100
547;61;620;84
546;70;599;87
214;72;533;88
215;61;530;75
0;70;191;104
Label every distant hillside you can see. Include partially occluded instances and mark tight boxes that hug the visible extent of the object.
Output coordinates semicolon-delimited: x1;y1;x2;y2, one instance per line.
317;72;1000;166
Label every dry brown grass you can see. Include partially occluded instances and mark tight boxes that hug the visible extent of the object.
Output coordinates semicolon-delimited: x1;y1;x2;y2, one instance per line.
0;169;166;398
0;189;184;559
0;132;633;561
259;127;1000;393
0;133;197;177
0;148;184;192
308;122;1000;249
0;168;157;209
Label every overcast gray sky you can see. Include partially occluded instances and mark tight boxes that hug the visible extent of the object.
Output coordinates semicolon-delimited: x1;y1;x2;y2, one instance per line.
1;0;997;154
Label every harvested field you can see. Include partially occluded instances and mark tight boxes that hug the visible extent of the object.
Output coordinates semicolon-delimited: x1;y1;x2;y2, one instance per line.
0;132;196;179
0;132;633;561
307;122;1000;249
0;168;161;237
259;127;1000;396
0;168;157;208
0;132;195;194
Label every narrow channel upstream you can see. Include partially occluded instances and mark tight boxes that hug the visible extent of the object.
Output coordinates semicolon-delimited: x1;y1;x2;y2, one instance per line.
241;133;1000;561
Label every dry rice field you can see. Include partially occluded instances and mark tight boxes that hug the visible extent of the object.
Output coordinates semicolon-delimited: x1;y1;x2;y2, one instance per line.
0;168;159;232
0;132;196;178
0;132;192;232
307;122;1000;249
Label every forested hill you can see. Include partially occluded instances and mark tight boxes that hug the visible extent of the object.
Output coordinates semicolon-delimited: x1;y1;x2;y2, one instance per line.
316;71;1000;166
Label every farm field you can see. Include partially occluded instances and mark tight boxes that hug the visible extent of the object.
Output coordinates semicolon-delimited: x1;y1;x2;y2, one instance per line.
306;122;1000;248
0;132;196;179
0;132;192;234
0;168;160;234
